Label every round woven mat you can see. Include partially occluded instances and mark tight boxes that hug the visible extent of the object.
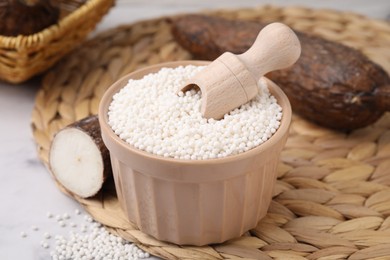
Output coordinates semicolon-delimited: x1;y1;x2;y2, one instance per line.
32;6;390;260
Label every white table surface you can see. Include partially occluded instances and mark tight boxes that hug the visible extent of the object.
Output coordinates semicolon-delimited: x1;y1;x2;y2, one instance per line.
0;1;389;259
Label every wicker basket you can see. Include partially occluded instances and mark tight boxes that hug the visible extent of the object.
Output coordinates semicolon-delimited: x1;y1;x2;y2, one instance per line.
0;0;114;84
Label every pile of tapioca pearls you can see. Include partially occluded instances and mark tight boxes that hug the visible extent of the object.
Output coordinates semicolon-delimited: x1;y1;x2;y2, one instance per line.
108;65;282;160
20;209;149;260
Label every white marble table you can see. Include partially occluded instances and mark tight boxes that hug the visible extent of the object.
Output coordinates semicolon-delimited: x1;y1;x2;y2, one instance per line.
0;1;389;259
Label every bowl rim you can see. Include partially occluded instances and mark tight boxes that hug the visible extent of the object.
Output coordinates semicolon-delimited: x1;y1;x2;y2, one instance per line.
98;60;292;166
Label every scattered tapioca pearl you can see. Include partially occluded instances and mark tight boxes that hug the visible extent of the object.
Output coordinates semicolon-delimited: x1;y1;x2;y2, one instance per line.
80;225;87;233
91;222;101;229
62;213;70;220
31;226;39;231
51;226;149;259
55;215;62;221
46;212;53;218
22;210;149;259
40;241;49;249
74;209;81;215
84;215;93;223
58;221;66;227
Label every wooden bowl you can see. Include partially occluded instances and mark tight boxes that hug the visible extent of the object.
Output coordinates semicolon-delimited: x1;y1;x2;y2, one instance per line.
98;61;292;245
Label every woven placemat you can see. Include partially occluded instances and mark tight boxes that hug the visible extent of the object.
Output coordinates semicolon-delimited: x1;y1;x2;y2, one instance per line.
31;6;390;260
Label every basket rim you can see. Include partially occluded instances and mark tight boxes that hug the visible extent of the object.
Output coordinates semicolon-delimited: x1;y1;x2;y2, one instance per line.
0;0;114;49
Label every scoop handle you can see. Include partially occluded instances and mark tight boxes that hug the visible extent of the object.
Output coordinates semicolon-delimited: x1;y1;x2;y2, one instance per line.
237;23;301;81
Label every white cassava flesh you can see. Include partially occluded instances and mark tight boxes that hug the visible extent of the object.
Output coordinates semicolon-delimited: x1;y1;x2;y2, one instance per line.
49;116;110;198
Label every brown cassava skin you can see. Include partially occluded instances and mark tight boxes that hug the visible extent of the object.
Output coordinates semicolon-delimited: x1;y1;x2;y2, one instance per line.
68;115;112;180
52;115;112;198
171;15;390;131
0;0;59;36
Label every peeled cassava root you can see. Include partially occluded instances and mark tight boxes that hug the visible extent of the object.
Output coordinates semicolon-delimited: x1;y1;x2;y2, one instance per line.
0;0;59;36
171;15;390;131
49;115;111;198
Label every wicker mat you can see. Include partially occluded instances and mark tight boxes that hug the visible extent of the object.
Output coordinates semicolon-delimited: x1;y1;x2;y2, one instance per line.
31;6;390;260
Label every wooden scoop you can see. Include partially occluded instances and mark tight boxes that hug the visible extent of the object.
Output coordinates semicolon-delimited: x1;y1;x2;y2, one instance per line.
179;22;301;119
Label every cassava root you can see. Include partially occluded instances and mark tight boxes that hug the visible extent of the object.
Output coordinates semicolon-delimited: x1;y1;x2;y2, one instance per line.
171;15;390;131
49;115;111;198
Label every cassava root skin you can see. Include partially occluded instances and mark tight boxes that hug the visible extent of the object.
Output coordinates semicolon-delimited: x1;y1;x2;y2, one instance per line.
171;15;390;131
49;115;112;198
0;0;59;36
